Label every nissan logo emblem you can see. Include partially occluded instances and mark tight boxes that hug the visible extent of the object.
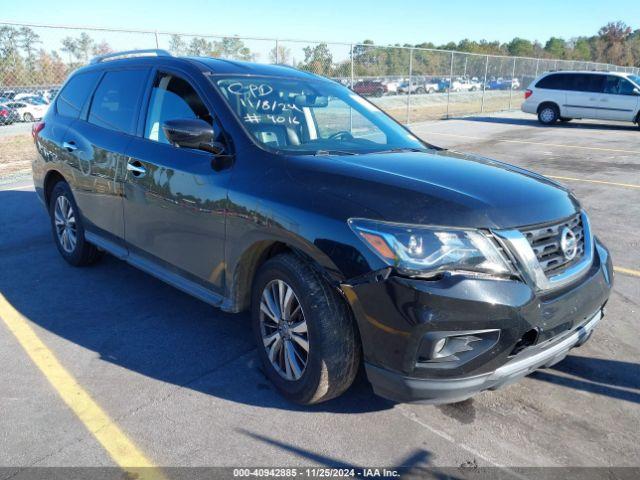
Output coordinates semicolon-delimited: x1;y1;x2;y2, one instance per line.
560;227;578;261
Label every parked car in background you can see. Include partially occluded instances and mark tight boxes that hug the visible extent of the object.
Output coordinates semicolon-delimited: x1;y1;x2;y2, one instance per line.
5;99;48;122
382;79;400;95
33;50;612;405
398;81;425;94
522;71;640;126
423;79;441;93
487;77;520;90
352;80;387;97
0;90;17;100
0;104;21;125
450;77;482;92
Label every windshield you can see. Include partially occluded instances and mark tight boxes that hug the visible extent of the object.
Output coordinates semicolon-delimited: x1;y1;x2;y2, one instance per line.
212;75;428;155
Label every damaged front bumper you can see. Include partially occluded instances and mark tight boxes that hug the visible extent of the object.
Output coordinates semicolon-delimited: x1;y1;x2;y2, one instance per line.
340;238;613;404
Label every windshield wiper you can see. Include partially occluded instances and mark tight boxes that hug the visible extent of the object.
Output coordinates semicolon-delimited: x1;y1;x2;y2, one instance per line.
366;147;428;154
313;149;360;156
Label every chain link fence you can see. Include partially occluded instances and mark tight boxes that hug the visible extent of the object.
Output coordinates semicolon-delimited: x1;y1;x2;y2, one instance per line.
1;21;639;127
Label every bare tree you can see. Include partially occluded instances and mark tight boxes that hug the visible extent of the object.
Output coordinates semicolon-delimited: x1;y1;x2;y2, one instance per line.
18;27;41;72
269;44;291;64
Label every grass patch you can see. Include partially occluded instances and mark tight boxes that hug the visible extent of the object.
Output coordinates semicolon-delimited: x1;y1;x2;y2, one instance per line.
0;133;35;178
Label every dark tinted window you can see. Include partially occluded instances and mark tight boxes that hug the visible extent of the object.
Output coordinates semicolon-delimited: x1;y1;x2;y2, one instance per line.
571;74;604;93
535;73;569;90
603;76;636;95
144;73;213;144
88;69;149;134
56;72;101;118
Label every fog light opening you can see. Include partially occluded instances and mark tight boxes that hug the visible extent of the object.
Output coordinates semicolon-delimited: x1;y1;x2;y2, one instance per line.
511;328;539;356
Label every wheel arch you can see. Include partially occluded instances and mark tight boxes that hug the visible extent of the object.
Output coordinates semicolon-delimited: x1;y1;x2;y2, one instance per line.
537;101;560;115
225;239;343;314
43;169;68;207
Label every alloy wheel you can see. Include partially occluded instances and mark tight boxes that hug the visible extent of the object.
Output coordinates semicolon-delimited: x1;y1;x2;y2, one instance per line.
54;195;77;253
259;279;309;381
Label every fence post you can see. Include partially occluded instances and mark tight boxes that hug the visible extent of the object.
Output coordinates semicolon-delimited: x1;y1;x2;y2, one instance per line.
446;51;454;119
508;57;516;110
350;43;355;88
535;57;540;77
274;39;279;63
154;31;159;49
480;55;489;113
406;47;413;124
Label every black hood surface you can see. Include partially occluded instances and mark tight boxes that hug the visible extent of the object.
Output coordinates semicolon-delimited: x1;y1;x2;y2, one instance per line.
287;148;580;229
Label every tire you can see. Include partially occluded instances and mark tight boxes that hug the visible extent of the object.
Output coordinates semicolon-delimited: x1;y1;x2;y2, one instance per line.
538;104;559;125
49;181;102;267
251;253;361;404
415;87;425;94
428;88;435;94
23;112;34;122
373;89;383;97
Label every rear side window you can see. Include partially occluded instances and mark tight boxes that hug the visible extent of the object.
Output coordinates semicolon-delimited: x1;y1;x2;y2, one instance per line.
535;74;568;90
571;74;604;93
88;69;149;134
56;72;101;118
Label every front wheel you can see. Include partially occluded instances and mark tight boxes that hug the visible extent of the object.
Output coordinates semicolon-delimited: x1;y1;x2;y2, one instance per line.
538;105;559;125
49;181;102;266
252;254;361;404
23;112;34;122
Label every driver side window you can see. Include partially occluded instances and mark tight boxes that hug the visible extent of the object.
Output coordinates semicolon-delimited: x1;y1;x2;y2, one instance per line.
145;72;213;144
313;97;386;144
603;76;636;96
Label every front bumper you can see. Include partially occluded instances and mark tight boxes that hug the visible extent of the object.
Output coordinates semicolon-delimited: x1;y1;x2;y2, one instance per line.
365;308;601;403
341;238;613;404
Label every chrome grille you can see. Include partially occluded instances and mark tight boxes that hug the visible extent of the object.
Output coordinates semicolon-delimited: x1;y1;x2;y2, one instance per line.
521;214;585;276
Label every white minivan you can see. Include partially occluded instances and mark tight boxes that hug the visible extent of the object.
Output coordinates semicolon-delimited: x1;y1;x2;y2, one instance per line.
522;71;640;126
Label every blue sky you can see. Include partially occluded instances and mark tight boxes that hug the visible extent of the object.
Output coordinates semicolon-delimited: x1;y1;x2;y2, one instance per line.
2;0;638;45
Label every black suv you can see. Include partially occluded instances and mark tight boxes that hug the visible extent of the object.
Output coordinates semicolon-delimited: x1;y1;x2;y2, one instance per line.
32;50;613;404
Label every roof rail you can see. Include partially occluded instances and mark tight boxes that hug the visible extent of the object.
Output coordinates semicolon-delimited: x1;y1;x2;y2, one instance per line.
90;49;172;64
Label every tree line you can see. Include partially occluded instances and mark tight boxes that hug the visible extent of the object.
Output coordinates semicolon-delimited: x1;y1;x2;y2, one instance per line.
1;22;638;87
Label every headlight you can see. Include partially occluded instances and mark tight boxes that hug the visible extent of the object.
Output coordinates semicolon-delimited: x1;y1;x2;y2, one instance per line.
348;218;513;278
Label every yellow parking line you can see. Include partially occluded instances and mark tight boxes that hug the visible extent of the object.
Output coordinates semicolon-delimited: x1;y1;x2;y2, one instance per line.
424;131;640;154
614;266;640;278
0;293;165;479
547;176;640;190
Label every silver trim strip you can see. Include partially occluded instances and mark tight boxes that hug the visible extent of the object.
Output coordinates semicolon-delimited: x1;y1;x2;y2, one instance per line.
491;309;601;379
494;211;594;292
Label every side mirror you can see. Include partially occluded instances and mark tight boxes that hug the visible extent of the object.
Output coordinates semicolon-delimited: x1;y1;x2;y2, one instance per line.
633;88;640;96
162;118;224;154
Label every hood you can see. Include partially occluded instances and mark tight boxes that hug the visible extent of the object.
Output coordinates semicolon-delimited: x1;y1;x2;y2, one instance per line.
287;149;580;229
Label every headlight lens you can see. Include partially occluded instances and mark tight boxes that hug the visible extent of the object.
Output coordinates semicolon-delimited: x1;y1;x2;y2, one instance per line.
348;218;512;277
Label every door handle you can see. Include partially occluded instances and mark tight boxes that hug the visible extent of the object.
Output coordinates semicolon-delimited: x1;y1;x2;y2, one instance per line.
126;160;147;178
62;141;77;152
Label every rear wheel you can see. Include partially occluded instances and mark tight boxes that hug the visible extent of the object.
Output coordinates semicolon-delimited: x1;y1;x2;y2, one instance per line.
49;181;102;266
538;104;559;125
23;112;34;122
252;254;361;404
415;87;425;94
